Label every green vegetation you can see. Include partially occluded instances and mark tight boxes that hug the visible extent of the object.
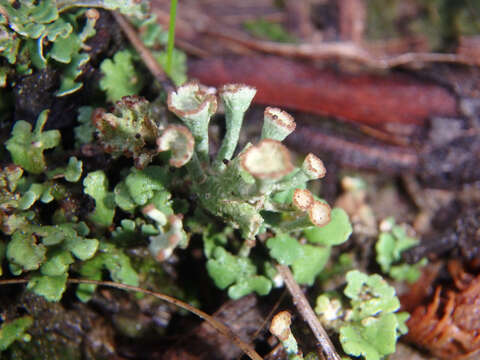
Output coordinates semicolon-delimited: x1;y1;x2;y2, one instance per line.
0;0;142;95
5;110;60;174
244;18;297;43
0;316;33;351
99;50;143;102
0;0;416;357
316;271;409;360
376;217;427;283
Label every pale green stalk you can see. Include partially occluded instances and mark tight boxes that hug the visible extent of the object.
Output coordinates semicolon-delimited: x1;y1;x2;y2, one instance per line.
214;107;244;169
186;153;206;184
282;333;303;360
166;0;178;75
214;85;256;171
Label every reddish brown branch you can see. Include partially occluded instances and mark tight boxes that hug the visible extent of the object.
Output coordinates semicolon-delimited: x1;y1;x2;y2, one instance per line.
188;56;458;131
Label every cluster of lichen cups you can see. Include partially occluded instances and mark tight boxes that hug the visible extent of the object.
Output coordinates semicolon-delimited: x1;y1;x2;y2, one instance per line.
164;81;331;249
94;80;332;257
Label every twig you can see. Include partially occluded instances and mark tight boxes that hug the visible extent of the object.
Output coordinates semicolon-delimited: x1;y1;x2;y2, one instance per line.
252;290;288;341
235;289;289;360
276;264;341;360
150;5;477;69
111;12;175;92
205;30;478;69
0;278;263;360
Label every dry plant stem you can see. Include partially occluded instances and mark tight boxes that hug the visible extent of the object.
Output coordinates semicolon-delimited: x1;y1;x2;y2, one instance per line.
0;278;262;360
111;12;174;92
234;291;287;360
276;264;341;360
207;31;477;69
249;290;288;345
151;5;477;68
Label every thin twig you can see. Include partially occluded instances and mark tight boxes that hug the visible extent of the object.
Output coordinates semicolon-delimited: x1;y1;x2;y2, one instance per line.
151;6;477;69
205;30;478;69
276;264;341;360
111;12;175;92
252;290;287;341
0;278;263;360
234;289;289;360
